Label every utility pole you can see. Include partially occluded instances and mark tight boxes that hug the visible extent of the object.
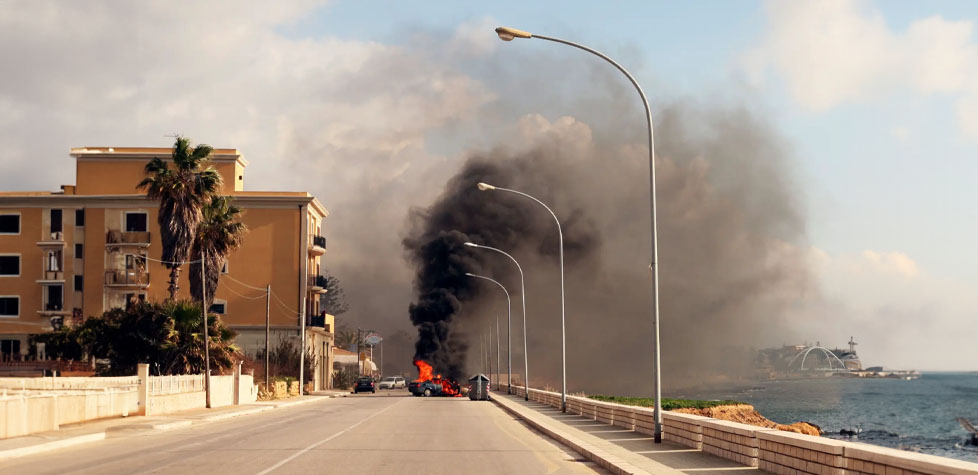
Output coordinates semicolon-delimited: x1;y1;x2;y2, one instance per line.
265;284;270;389
380;339;383;377
202;252;211;409
299;296;306;394
356;328;361;376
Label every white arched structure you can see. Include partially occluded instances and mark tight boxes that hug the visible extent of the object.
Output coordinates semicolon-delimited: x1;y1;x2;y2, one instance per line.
786;346;849;372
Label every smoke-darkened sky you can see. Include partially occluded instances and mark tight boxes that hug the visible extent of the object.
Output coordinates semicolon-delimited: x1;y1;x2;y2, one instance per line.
1;1;976;374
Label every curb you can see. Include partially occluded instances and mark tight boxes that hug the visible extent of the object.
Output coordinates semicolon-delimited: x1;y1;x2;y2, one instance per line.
492;396;664;475
0;432;105;461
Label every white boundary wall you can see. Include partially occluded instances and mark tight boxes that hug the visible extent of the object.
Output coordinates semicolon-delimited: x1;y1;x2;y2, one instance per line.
1;364;258;439
501;383;978;475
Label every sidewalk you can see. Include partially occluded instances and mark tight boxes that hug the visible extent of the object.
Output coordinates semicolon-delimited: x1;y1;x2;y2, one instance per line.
493;393;768;475
0;393;344;461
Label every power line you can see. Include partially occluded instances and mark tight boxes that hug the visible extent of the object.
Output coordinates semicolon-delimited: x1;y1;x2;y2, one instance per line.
222;274;267;291
222;285;269;300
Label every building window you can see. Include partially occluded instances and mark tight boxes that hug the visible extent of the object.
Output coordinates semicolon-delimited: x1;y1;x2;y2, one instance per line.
45;285;63;312
209;300;227;315
0;255;19;277
75;209;85;226
0;214;19;235
50;209;63;234
74;275;83;291
75;243;83;257
0;296;19;317
1;339;21;359
125;212;148;232
46;250;62;272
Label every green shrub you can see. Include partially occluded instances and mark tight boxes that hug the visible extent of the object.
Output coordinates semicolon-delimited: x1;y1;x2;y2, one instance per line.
588;395;744;410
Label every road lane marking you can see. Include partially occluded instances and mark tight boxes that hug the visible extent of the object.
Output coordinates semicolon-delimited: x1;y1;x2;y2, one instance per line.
255;398;403;475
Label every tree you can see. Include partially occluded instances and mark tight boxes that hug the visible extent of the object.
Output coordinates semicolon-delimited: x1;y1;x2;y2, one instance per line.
334;321;360;350
319;273;350;316
35;300;240;376
189;196;246;308
138;137;222;300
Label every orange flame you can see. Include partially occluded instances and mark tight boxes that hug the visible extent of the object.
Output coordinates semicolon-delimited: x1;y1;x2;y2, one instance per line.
414;359;433;382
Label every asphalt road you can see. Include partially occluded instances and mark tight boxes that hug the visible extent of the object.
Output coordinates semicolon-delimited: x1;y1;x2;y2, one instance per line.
1;390;604;474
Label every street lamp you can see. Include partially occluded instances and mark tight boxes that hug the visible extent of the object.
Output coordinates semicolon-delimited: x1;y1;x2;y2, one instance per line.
464;272;508;392
464;241;529;400
493;27;665;441
476;182;568;412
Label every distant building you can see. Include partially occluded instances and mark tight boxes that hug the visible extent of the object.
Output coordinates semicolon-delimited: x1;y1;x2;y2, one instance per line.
0;147;334;389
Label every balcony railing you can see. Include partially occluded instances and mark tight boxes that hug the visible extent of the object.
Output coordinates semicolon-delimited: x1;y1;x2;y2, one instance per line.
308;274;327;289
40;270;65;281
307;314;326;328
44;301;64;312
106;231;151;246
308;234;326;256
105;269;150;287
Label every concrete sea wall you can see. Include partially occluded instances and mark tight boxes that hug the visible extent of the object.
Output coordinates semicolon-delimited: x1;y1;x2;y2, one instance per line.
501;383;978;475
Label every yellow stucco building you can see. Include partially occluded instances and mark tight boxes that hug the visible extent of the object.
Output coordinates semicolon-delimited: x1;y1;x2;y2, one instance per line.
0;147;335;389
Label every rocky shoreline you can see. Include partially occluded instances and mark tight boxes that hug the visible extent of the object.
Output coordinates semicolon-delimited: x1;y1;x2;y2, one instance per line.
674;404;821;436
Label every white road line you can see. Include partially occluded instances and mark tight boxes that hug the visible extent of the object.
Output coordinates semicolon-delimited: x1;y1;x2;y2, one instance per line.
255;399;402;475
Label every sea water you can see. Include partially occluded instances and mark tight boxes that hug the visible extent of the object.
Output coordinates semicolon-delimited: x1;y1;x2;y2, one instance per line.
680;372;978;462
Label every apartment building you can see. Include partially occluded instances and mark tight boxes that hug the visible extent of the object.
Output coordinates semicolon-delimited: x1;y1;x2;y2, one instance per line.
0;147;335;389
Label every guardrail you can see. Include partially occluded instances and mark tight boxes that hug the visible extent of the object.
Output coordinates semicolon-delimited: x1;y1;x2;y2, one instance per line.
499;383;978;475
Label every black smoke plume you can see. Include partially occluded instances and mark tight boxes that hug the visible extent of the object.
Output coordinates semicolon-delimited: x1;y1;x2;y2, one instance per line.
404;104;811;393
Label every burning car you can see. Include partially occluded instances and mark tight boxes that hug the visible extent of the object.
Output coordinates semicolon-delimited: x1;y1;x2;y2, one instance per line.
409;359;461;397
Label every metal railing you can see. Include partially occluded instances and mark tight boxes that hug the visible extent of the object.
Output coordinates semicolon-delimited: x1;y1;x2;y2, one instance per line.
308;274;327;288
148;374;205;396
105;270;150;286
308;314;326;327
106;231;151;245
311;235;327;248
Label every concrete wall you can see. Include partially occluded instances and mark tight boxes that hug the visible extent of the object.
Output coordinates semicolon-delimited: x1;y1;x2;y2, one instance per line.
501;383;978;475
1;364;259;439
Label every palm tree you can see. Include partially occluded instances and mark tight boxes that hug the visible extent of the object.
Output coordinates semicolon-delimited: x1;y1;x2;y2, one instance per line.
189;196;246;308
138;137;222;300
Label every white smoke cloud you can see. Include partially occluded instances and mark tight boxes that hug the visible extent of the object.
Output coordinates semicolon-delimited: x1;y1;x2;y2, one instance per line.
744;0;978;138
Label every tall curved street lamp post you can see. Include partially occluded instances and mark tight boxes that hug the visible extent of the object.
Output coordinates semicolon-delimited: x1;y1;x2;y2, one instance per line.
494;26;664;440
464;241;529;399
465;272;509;391
476;182;568;412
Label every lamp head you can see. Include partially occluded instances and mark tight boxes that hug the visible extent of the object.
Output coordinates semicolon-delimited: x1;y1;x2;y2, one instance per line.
465;272;476;277
477;182;496;191
495;26;532;41
463;242;478;248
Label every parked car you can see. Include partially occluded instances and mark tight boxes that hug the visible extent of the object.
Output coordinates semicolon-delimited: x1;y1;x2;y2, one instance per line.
378;376;406;389
354;377;375;394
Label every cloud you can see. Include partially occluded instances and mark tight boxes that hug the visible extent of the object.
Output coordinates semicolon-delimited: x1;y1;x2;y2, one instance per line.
744;0;978;137
800;247;976;370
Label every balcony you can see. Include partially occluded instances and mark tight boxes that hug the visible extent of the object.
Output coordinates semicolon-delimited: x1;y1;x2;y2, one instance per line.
37;270;65;284
37;231;66;247
308;234;326;256
308;274;327;293
105;269;150;288
307;314;326;328
106;230;151;248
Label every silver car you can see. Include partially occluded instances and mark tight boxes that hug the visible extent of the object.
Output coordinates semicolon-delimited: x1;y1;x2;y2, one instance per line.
378;376;406;389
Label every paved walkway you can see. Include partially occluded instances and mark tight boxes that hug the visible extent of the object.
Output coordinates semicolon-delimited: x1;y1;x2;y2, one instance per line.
493;393;769;475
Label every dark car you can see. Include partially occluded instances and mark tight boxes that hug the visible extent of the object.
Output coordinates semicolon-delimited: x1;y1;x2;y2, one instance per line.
354;377;375;394
408;380;441;397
